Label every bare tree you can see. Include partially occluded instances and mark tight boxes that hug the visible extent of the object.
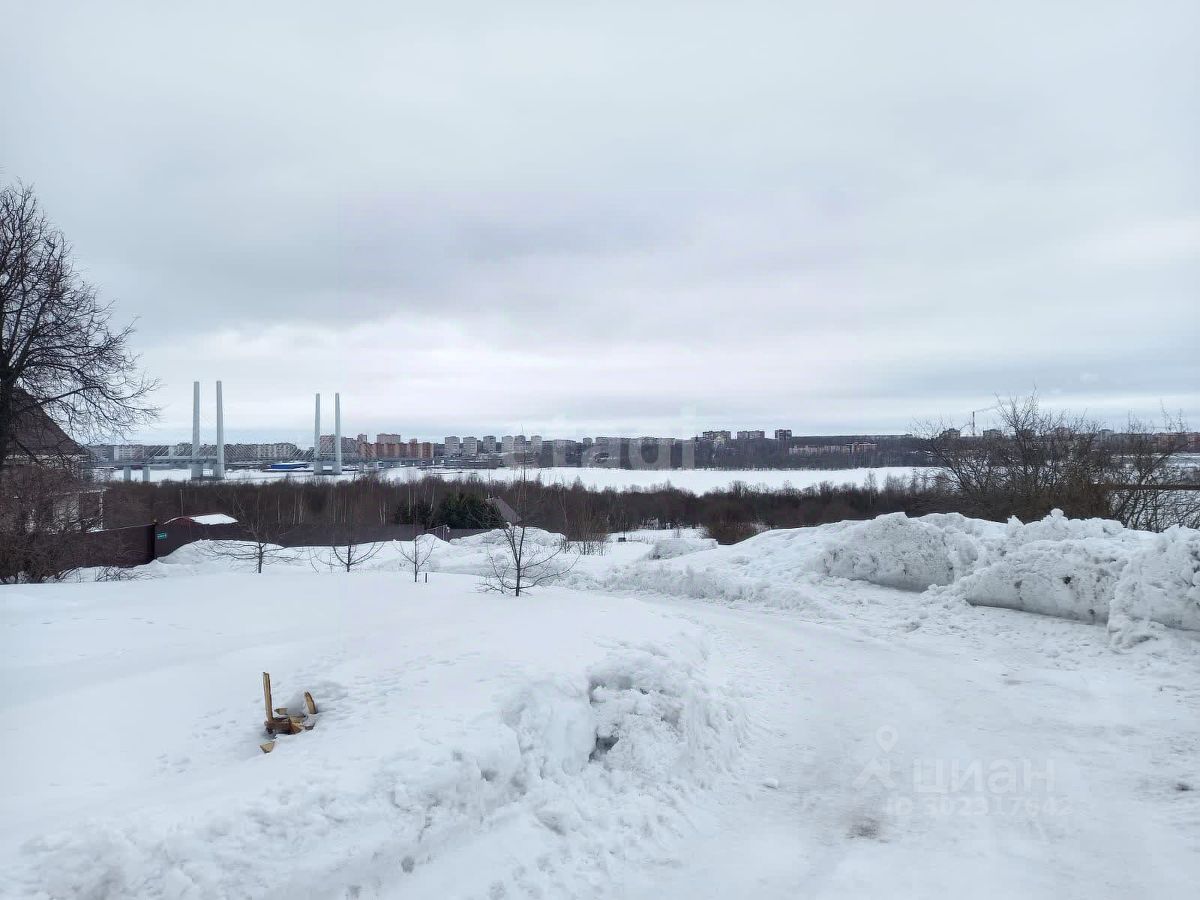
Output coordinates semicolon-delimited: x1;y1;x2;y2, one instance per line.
921;394;1194;528
481;464;575;596
0;183;156;473
207;488;292;574
397;532;436;581
557;484;609;555
328;533;386;572
318;486;385;572
1106;414;1200;530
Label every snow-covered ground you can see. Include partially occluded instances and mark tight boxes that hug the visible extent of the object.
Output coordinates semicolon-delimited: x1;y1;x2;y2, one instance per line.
1;574;741;898
97;464;922;493
394;465;923;494
4;511;1200;898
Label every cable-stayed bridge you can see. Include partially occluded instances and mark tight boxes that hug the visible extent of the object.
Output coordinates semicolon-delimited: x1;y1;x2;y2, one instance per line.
86;383;440;480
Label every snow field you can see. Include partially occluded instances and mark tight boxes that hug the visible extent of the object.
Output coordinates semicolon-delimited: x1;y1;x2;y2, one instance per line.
6;511;1200;897
112;464;922;494
97;527;655;584
0;575;743;899
404;465;923;495
74;507;1200;645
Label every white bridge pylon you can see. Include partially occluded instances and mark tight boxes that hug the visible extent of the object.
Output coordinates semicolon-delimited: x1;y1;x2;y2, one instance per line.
188;379;225;480
313;391;343;476
111;383;349;482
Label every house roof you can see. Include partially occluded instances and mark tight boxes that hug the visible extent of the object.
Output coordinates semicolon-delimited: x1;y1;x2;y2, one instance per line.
486;497;521;525
166;513;239;526
5;394;84;462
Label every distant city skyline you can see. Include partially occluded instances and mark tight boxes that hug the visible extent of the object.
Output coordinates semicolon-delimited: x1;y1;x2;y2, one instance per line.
121;379;1182;447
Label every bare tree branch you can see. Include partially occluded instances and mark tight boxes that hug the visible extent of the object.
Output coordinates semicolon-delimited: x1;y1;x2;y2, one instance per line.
205;488;292;573
480;462;576;595
397;532;436;582
918;393;1195;529
0;182;157;474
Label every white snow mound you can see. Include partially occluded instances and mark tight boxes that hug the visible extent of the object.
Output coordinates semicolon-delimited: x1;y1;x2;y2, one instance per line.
451;527;564;548
1108;527;1200;646
646;537;719;560
814;512;991;590
953;540;1126;625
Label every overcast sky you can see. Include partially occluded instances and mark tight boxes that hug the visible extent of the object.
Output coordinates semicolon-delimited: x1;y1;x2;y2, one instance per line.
3;1;1197;444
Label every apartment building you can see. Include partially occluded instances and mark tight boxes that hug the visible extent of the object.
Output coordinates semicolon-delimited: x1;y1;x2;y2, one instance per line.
406;439;434;459
319;435;357;455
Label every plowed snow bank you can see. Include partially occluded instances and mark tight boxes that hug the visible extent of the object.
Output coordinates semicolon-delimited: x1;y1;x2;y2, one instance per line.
814;512;993;589
604;511;1200;643
1109;528;1200;646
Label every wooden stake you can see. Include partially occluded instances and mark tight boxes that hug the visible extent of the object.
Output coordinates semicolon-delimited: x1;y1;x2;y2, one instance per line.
260;674;318;745
262;672;273;721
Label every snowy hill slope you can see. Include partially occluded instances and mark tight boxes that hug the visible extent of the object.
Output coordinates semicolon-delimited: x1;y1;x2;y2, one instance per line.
0;575;742;899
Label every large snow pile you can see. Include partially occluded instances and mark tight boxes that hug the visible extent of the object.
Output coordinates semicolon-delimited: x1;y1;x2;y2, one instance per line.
813;512;994;590
0;574;742;898
604;526;845;613
951;540;1127;625
604;511;1200;644
944;511;1176;640
1108;527;1200;646
1001;509;1144;547
942;511;1150;627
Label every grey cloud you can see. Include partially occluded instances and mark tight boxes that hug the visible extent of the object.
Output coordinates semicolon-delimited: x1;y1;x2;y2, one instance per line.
2;1;1197;439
